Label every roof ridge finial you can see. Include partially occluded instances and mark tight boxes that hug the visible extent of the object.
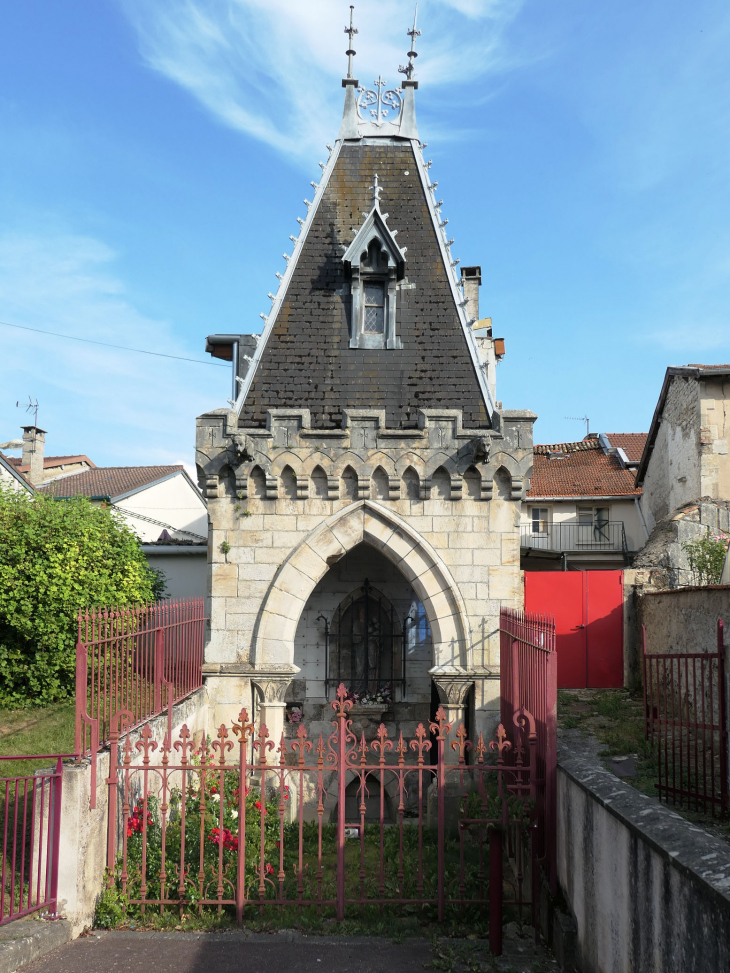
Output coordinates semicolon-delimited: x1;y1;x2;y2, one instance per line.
399;4;421;81
370;173;383;209
344;5;358;80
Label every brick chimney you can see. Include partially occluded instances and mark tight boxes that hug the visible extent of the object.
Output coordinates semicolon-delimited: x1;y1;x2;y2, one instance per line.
461;266;481;318
21;425;46;485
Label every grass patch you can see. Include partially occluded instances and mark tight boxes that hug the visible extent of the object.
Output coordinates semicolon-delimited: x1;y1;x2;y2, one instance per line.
0;701;76;780
557;689;730;843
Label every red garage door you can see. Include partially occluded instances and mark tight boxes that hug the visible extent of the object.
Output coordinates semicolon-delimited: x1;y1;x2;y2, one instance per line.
524;571;624;689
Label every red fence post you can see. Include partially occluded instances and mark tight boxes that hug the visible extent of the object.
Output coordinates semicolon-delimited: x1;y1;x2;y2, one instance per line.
334;687;350;921
489;827;503;956
154;625;164;714
47;757;63;917
718;620;728;818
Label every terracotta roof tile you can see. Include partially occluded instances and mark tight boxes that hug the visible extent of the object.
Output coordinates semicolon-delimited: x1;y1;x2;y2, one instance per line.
9;454;96;472
38;466;184;500
527;441;640;498
604;433;648;463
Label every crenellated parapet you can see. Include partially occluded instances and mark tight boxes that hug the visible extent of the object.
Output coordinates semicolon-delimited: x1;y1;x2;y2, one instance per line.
195;407;535;503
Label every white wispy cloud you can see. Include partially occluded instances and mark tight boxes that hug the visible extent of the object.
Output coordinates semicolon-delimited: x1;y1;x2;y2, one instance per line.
118;0;523;159
0;231;227;468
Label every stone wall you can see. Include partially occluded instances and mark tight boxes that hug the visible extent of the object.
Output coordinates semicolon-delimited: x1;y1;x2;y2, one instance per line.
640;375;700;534
197;405;535;744
639;584;730;657
700;374;730;502
557;733;730;973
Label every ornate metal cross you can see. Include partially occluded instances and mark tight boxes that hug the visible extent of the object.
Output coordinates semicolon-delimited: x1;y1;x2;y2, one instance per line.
344;5;358;79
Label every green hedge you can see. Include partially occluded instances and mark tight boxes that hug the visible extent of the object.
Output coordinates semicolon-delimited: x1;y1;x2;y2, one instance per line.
0;486;159;707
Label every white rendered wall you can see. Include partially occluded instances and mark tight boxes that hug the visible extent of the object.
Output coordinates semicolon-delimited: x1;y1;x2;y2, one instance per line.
115;472;207;541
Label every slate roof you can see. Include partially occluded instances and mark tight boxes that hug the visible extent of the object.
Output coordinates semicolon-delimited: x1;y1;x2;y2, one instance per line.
604;433;647;463
38;466;184;500
240;141;489;430
527;440;641;498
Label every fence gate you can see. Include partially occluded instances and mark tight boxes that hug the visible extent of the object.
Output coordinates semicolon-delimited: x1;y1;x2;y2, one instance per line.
107;686;539;955
524;570;624;688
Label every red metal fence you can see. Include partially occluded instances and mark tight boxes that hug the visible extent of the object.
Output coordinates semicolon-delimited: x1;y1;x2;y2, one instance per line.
75;598;206;758
106;686;539;956
643;620;728;817
499;608;557;891
0;756;67;926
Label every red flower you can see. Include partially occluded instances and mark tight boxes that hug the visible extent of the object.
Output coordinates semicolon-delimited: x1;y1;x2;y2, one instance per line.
265;863;274;875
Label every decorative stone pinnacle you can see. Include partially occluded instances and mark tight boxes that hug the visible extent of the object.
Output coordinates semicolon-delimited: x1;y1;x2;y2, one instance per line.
398;4;421;81
344;6;358;80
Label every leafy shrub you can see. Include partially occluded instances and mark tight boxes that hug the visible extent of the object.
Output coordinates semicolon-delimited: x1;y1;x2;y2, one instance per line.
0;486;157;706
682;533;729;586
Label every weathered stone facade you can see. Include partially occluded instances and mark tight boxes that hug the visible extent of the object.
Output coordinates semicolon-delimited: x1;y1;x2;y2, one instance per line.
196;59;536;753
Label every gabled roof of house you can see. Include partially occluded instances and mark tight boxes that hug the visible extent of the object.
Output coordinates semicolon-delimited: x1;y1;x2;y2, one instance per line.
38;465;186;501
8;454;96;473
527;440;641;499
603;433;648;463
0;451;34;492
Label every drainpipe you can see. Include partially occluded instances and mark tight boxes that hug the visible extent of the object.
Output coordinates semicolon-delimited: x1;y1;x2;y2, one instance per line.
635;496;649;543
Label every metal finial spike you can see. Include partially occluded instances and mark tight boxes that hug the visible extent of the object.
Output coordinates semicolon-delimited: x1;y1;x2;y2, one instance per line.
303;198;312;208
296;217;304;225
426;160;433;169
369;173;383;209
429;181;438;191
260;313;267;321
289;235;297;243
310;181;318;190
326;143;333;152
446;238;455;247
318;161;326;170
282;253;291;262
439;218;449;228
275;272;283;280
267;292;276;301
398;4;421;80
344;6;358;80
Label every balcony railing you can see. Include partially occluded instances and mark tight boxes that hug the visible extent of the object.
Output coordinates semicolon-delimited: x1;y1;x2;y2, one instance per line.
520;521;627;554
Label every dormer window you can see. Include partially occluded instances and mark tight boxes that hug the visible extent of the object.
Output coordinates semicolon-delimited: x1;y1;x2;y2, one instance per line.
343;175;406;351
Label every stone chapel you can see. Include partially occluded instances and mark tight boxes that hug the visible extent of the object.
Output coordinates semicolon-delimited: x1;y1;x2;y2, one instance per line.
196;15;535;756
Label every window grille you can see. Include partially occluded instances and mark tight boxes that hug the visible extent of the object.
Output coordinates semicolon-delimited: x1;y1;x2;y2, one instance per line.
319;579;409;699
363;282;385;333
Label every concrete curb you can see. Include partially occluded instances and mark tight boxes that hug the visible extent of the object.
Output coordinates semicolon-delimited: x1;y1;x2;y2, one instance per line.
0;916;73;973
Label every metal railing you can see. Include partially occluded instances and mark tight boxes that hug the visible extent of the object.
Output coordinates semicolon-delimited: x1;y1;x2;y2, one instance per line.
520;521;627;554
0;756;68;925
106;686;539;955
75;598;206;758
499;608;557;892
643;620;728;817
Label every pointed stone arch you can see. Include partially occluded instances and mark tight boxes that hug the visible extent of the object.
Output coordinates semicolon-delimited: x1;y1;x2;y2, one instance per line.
252;500;469;671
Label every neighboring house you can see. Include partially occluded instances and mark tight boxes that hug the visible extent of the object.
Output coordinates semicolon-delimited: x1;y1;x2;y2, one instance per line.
0;450;33;493
4;425;95;486
38;463;208;599
520;432;648;570
631;364;730;589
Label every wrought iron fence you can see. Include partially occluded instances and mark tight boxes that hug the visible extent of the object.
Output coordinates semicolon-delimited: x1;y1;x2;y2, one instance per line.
499;608;557;891
75;598;206;758
643;620;728;817
520;522;627;554
0;756;68;925
105;686;539;956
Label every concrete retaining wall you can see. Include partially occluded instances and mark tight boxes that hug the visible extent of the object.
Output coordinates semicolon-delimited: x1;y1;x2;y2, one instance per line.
57;688;209;935
557;733;730;973
638;584;730;656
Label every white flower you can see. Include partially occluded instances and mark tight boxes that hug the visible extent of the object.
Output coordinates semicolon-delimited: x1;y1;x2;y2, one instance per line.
231;810;238;819
212;793;220;802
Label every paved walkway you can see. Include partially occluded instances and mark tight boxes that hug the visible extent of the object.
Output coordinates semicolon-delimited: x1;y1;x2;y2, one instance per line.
19;927;560;973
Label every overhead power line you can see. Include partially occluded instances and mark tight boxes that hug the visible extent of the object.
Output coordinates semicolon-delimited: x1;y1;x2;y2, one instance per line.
0;319;228;367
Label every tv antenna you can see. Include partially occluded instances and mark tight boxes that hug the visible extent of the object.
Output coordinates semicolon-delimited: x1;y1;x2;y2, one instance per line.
16;396;39;427
566;415;590;438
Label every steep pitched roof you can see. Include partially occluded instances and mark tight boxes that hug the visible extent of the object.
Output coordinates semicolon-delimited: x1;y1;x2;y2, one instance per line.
237;103;491;429
527;440;641;498
0;451;34;492
38;466;184;500
603;433;647;463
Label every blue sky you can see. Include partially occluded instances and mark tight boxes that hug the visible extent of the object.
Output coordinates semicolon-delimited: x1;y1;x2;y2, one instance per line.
1;0;729;471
